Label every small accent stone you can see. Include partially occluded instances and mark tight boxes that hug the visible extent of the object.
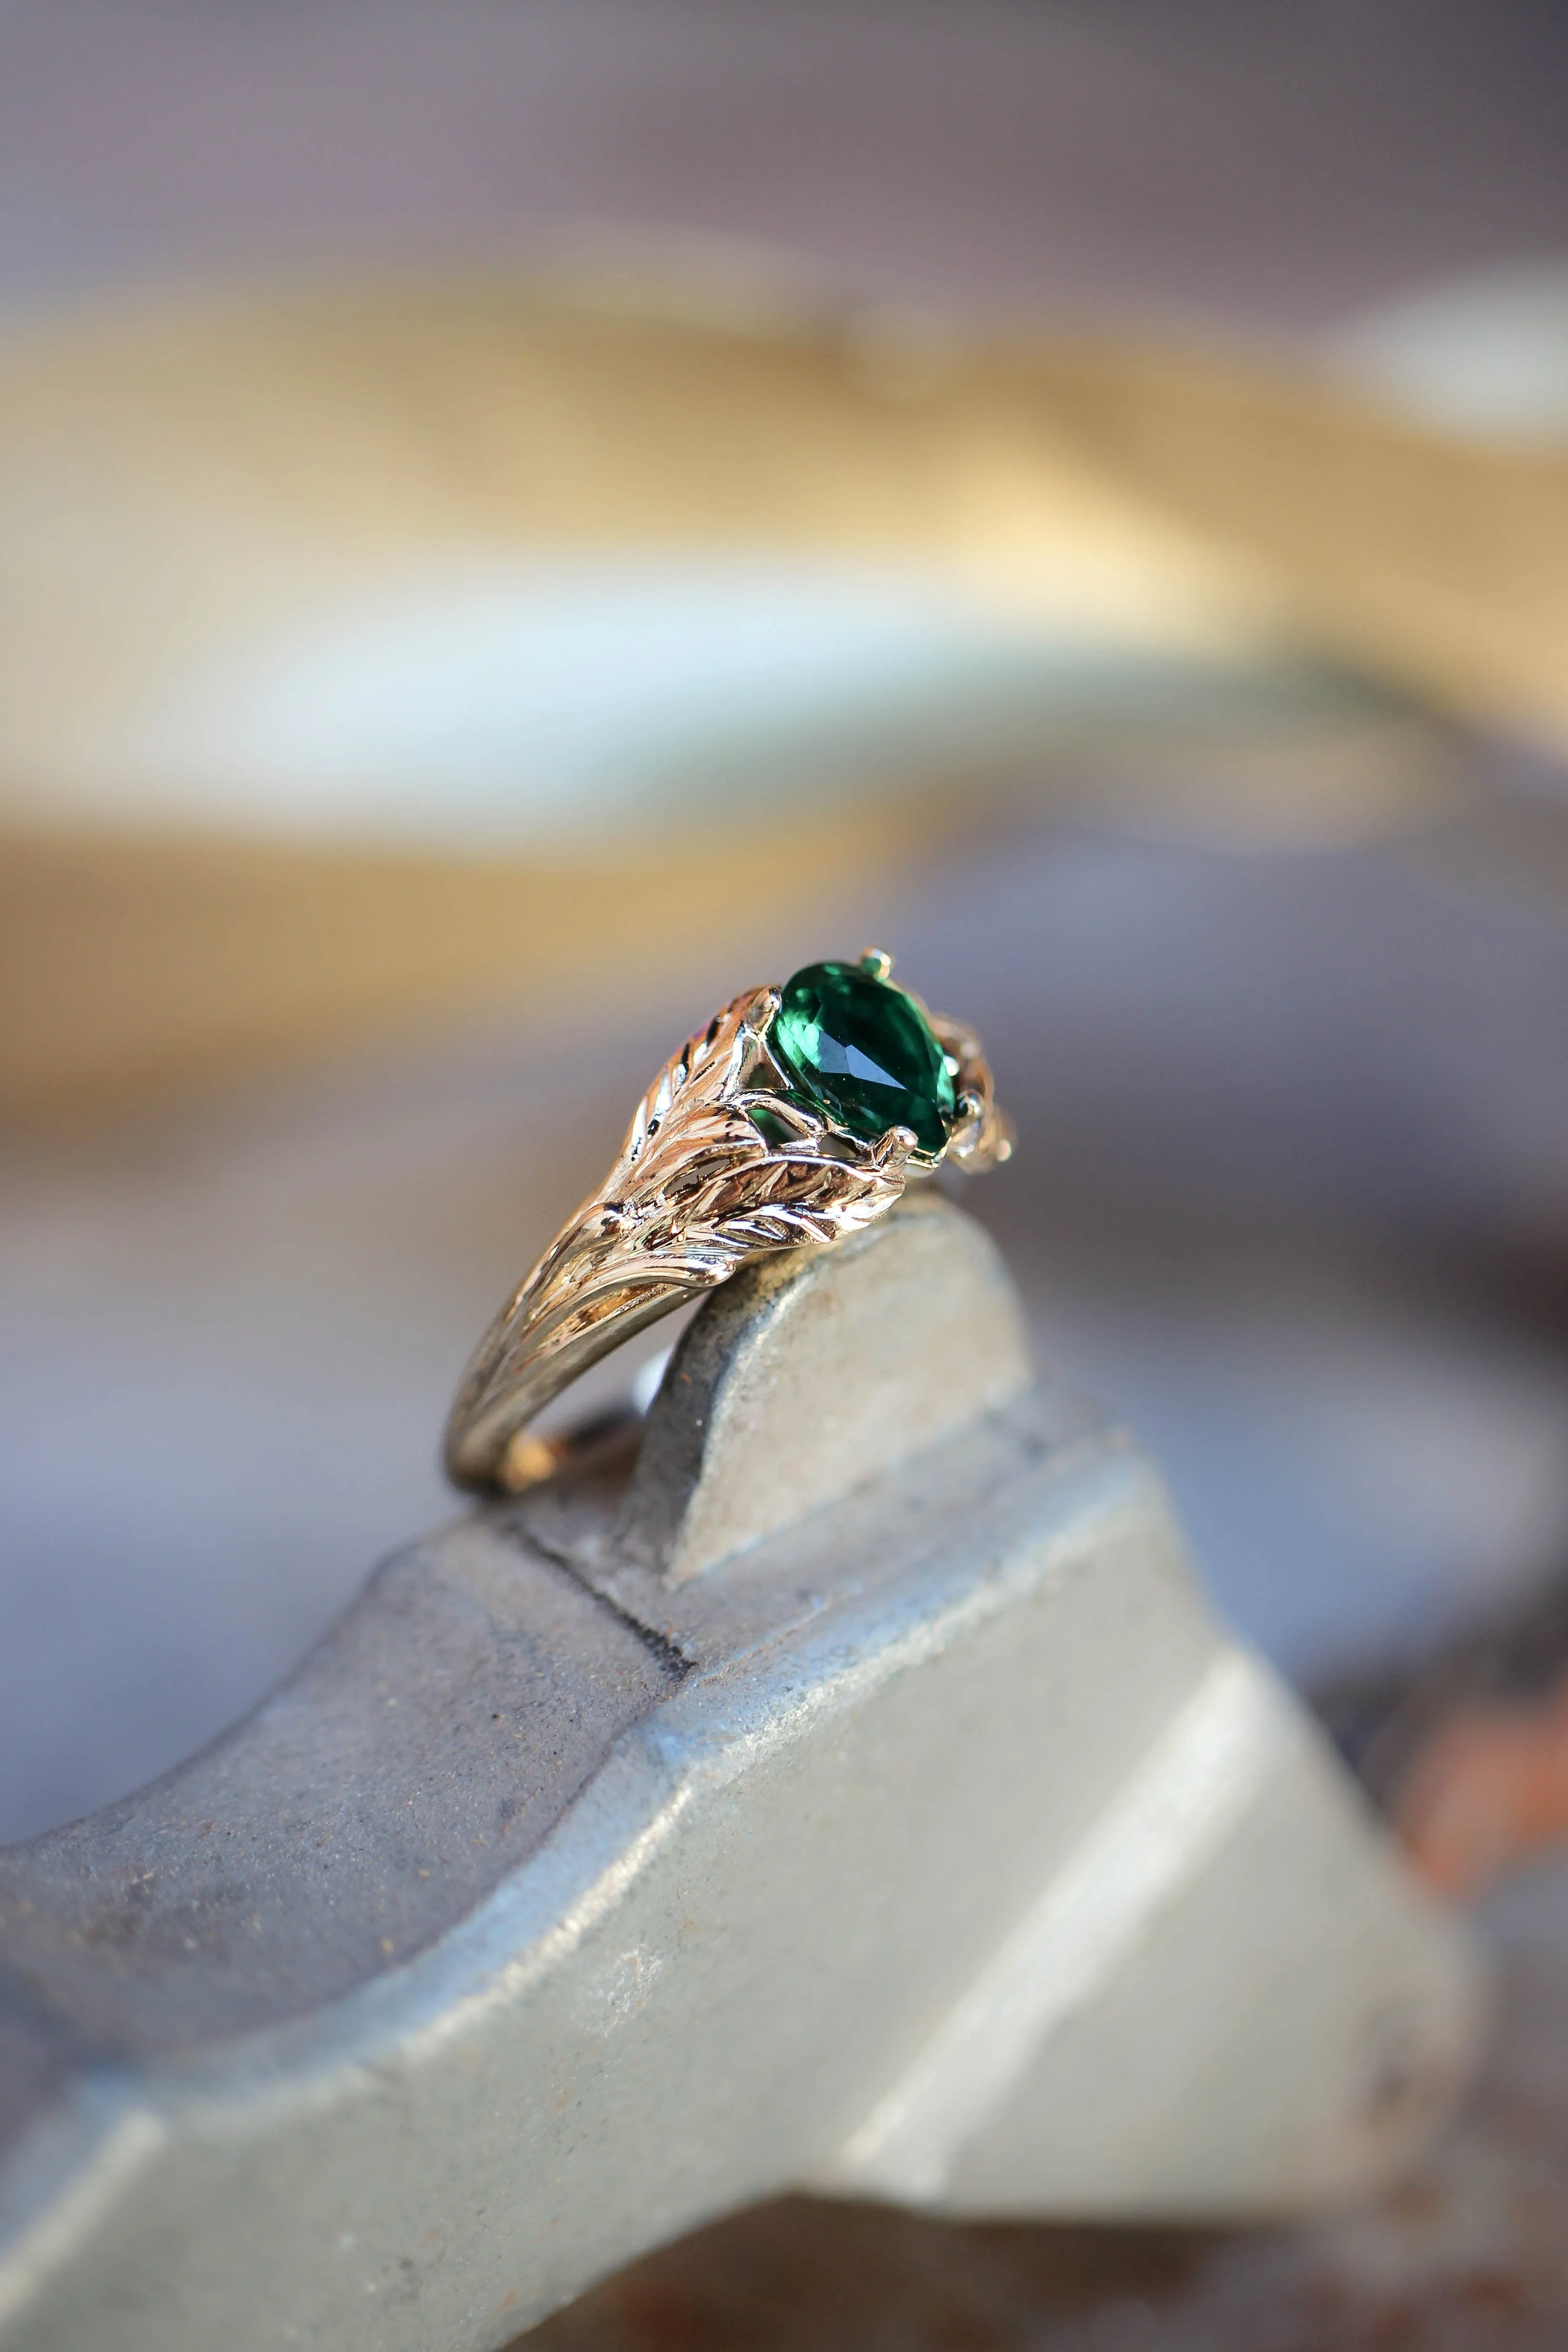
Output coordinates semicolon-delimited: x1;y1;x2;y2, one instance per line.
767;960;956;1156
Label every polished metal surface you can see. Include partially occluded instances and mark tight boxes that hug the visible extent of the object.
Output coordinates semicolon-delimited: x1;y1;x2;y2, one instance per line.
443;966;1009;1492
0;1199;1482;2349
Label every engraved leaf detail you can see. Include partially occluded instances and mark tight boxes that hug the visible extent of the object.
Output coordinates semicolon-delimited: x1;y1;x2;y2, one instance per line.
519;986;906;1347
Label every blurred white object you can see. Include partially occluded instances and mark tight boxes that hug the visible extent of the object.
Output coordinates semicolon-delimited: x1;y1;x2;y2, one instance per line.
7;555;1287;848
1330;262;1568;447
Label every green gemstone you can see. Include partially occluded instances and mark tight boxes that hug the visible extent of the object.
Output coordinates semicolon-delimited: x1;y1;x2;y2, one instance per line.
767;960;956;1156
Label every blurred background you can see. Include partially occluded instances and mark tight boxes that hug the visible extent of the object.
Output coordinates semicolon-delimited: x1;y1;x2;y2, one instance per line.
3;0;1568;1834
5;0;1568;1837
3;4;1568;2326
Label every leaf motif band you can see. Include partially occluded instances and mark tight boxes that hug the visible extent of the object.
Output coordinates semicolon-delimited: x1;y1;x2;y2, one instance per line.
443;961;1011;1493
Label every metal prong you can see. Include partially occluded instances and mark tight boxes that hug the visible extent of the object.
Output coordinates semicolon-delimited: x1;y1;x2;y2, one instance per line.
735;1089;823;1146
944;1090;987;1164
858;946;894;981
736;988;786;1086
873;1123;919;1169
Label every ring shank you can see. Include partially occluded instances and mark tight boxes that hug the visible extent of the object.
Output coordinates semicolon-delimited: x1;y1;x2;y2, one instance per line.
443;1275;702;1492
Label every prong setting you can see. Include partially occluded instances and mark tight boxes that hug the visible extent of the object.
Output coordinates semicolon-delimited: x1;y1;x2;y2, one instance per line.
445;956;1012;1491
930;1028;1014;1170
873;1123;921;1172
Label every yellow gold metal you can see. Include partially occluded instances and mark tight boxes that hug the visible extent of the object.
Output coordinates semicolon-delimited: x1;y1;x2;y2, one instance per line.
443;966;1012;1493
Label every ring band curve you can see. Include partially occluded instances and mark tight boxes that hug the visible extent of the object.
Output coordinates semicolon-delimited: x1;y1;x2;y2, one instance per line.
442;949;1013;1493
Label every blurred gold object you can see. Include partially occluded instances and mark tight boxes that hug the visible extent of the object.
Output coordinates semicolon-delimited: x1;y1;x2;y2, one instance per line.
0;815;922;1121
1;277;1564;1118
1018;339;1568;759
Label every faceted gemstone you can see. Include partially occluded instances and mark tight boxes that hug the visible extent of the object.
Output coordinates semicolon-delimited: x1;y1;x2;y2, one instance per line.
767;960;956;1156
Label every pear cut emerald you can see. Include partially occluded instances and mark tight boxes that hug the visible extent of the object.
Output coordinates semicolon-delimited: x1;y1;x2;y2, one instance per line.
767;960;956;1156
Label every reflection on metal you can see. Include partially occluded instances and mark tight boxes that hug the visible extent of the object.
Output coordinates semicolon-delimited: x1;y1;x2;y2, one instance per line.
0;1200;1483;2350
826;1649;1294;2203
444;971;1010;1494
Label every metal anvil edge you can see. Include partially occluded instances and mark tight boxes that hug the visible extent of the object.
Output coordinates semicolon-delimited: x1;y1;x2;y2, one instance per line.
0;1196;1484;2350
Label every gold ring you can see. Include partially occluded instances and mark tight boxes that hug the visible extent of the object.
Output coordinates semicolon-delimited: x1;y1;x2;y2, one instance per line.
443;949;1013;1493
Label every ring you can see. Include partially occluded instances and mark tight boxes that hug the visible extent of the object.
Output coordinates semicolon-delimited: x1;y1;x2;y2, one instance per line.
443;949;1013;1492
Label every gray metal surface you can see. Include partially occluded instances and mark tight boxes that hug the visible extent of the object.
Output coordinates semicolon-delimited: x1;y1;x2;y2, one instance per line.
525;1855;1568;2351
0;1199;1481;2349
